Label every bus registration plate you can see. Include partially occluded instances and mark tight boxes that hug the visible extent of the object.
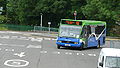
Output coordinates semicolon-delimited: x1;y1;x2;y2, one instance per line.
65;44;70;46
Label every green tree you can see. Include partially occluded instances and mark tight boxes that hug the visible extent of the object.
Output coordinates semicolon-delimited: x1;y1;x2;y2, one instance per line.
82;0;120;36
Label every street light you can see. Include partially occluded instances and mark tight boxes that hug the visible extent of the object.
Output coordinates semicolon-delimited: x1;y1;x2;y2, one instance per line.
74;11;77;20
40;13;43;27
48;22;51;33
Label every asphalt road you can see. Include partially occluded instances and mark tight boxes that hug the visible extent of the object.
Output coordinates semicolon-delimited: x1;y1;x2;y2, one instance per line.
0;31;111;68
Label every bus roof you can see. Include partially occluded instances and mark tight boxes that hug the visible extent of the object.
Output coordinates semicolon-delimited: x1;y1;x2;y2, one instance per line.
61;19;106;25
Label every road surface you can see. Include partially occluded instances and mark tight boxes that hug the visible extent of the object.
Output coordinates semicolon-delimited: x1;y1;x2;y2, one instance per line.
0;31;111;68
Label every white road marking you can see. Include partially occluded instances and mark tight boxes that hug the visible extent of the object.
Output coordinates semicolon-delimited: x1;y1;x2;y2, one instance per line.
19;36;27;39
5;49;8;51
12;49;14;51
53;51;60;54
40;51;47;53
0;36;10;39
14;52;25;57
51;38;57;40
5;49;14;51
26;45;42;48
88;54;96;56
0;43;3;45
10;44;25;47
31;38;38;42
8;31;21;34
76;53;84;56
65;52;72;55
36;38;43;40
77;53;79;55
81;53;84;55
11;36;18;39
28;37;33;39
44;38;51;40
0;48;1;50
4;59;29;67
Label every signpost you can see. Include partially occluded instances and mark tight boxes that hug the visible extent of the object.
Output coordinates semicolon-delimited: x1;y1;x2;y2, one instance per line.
48;22;51;33
74;11;77;20
40;13;43;27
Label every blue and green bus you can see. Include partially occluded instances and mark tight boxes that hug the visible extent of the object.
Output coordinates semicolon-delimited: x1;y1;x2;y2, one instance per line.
56;19;106;50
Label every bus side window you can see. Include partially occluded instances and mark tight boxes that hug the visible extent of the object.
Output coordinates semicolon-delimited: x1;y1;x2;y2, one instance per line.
87;25;91;36
95;25;105;34
81;25;91;38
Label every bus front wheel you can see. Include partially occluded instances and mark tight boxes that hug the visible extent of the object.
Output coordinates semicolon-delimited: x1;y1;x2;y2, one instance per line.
79;43;83;50
57;45;60;49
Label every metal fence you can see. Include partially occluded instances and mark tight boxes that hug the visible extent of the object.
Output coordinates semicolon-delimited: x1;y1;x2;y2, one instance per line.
34;26;58;32
0;24;34;31
110;40;120;48
0;24;58;32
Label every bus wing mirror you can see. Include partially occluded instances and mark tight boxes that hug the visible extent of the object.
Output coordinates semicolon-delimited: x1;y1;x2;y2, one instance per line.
99;62;103;67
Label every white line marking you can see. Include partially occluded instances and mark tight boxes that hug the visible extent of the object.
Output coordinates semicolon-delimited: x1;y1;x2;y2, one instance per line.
51;38;57;40
0;48;1;50
65;52;72;55
12;49;14;51
11;36;18;39
0;43;3;45
76;53;84;55
81;53;84;55
40;51;47;53
19;36;27;39
14;52;25;57
44;38;51;40
88;54;96;56
77;53;79;55
5;49;8;51
0;36;10;39
26;45;42;48
53;51;60;54
36;38;43;40
4;59;29;67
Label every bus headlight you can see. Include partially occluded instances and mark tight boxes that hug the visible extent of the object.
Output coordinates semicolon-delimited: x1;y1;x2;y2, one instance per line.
79;39;83;43
74;42;78;44
58;41;62;43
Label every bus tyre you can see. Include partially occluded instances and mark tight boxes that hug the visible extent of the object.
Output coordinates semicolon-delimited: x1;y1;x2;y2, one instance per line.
98;40;100;48
57;45;60;49
79;43;83;50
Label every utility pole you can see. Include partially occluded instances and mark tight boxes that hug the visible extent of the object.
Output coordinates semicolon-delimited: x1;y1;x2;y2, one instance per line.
40;13;43;27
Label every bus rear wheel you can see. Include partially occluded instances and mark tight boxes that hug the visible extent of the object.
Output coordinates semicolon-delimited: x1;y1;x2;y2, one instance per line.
96;40;100;48
98;40;100;48
57;45;60;49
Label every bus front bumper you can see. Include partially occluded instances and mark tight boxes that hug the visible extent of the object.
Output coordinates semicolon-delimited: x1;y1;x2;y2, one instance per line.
56;42;82;48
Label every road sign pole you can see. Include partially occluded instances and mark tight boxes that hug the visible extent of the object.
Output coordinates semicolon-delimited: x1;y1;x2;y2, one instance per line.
48;22;51;33
74;11;77;20
40;13;43;27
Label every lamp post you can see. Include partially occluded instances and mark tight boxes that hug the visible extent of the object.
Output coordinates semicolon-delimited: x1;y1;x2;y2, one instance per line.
48;22;51;33
74;11;77;20
40;13;43;27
